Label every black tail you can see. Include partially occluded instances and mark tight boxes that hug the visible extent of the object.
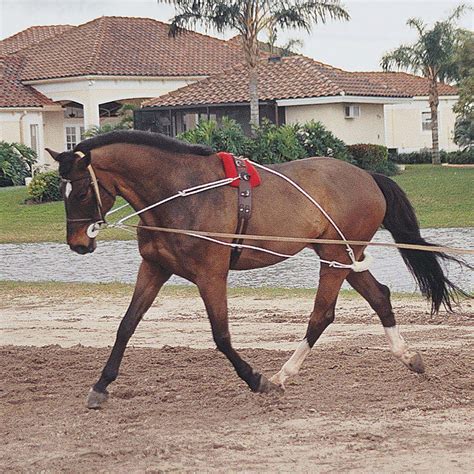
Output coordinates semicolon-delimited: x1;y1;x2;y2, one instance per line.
370;172;470;314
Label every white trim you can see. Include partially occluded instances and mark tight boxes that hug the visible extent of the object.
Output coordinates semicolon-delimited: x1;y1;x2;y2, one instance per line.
412;95;458;101
276;95;412;107
0;106;46;112
23;75;208;85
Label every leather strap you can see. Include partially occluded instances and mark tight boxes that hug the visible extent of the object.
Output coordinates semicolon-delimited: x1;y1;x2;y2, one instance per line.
230;156;252;268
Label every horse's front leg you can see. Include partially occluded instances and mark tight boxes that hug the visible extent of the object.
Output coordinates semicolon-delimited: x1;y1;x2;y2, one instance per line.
86;259;171;408
197;275;282;394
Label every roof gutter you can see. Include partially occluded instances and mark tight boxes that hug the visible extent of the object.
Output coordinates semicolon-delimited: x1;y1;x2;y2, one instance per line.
276;95;412;107
22;74;209;85
141;101;275;110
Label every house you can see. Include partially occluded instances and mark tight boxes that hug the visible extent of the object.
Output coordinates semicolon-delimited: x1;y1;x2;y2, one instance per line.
0;16;244;166
0;17;460;170
356;72;459;152
139;56;459;153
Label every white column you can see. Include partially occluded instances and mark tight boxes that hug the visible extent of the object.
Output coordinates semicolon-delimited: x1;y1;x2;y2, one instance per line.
83;96;100;130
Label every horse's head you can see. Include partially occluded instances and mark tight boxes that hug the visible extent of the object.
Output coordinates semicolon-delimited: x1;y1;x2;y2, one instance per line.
46;148;116;254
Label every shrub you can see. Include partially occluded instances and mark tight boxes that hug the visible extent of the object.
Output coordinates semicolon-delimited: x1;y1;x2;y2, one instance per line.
392;148;474;164
348;144;388;170
0;141;37;186
444;148;474;164
178;117;250;156
27;170;62;203
248;120;306;164
295;120;350;162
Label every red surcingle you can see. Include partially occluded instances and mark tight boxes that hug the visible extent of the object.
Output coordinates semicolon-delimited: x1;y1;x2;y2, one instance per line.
217;152;261;188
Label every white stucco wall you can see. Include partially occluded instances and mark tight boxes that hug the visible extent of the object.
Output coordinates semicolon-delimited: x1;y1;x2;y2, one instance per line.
0;109;42;143
29;76;204;128
285;102;386;145
43;110;66;167
385;97;458;152
0;109;47;166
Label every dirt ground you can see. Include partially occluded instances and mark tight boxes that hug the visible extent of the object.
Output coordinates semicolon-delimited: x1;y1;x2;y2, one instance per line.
1;289;473;472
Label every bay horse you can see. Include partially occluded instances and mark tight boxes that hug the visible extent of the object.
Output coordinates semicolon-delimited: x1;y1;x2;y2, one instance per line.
46;130;464;409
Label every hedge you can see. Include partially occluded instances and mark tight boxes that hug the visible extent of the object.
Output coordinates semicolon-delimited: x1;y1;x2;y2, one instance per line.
391;148;474;164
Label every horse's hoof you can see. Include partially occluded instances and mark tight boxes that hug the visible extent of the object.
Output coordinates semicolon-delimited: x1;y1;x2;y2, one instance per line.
86;388;108;409
407;352;425;374
257;375;285;395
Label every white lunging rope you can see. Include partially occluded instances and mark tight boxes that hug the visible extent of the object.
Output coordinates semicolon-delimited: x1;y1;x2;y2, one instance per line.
107;159;370;272
250;160;357;264
116;176;239;225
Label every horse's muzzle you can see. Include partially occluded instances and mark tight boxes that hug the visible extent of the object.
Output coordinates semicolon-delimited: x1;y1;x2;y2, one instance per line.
70;243;96;254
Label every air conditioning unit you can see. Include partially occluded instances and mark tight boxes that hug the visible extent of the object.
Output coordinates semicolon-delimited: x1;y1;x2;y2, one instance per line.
344;104;360;119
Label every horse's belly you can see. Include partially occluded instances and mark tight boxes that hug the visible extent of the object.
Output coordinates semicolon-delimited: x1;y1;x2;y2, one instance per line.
231;242;307;270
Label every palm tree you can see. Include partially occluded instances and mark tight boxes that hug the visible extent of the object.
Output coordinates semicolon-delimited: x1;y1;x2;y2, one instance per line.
381;5;470;165
161;0;349;128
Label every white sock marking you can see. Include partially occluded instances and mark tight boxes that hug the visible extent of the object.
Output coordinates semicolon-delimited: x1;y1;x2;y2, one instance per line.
384;325;416;365
271;338;311;387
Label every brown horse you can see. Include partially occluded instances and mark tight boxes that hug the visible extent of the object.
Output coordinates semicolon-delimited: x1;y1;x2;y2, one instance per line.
46;130;464;409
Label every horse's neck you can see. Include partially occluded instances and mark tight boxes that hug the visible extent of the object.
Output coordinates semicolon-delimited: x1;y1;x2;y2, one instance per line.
96;145;212;219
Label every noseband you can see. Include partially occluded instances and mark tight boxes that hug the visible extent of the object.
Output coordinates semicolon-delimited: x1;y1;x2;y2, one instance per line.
62;152;108;238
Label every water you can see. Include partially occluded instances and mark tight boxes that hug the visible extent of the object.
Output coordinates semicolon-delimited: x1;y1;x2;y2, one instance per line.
1;228;472;293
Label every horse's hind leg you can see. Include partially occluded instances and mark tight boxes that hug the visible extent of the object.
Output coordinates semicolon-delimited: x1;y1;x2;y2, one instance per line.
346;271;425;373
271;266;350;389
86;259;171;408
197;275;282;394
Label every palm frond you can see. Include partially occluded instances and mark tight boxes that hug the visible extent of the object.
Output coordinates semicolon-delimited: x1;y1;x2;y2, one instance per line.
406;17;426;35
381;45;421;73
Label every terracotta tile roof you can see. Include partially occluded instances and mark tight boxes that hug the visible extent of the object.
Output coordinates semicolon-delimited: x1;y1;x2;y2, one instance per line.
0;56;55;107
15;16;244;81
0;25;73;55
143;56;410;107
355;71;458;96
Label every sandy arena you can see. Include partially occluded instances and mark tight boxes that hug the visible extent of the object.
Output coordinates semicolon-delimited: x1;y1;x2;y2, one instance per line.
1;288;473;472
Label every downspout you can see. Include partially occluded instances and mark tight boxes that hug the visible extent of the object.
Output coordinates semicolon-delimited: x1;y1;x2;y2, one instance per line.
19;110;27;144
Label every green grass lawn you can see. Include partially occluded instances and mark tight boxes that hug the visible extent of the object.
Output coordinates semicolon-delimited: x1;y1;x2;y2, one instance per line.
0;164;472;244
0;187;135;243
1;280;415;300
392;165;474;228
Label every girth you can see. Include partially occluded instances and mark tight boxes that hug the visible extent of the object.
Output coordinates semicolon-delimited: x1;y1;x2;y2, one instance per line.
230;156;252;267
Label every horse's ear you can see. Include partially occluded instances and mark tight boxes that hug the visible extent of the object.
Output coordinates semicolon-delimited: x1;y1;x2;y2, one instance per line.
45;148;61;161
76;152;91;170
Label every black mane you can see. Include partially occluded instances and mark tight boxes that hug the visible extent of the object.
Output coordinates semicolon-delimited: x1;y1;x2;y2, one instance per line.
74;130;214;156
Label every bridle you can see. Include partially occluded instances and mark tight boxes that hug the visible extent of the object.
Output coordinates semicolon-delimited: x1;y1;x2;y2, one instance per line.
62;151;110;238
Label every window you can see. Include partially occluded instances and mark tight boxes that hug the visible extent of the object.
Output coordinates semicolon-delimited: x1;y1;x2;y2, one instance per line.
30;124;39;154
421;111;432;131
344;104;360;119
65;126;77;150
65;125;85;150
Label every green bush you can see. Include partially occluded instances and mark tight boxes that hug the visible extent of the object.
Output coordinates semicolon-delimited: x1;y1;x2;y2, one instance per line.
392;148;474;164
295;120;350;161
27;171;62;203
0;141;37;186
179;118;401;175
248;120;306;164
178;117;250;156
348;144;388;170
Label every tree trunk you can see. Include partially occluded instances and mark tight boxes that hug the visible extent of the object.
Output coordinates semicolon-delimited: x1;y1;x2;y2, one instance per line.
429;78;441;165
248;65;259;128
